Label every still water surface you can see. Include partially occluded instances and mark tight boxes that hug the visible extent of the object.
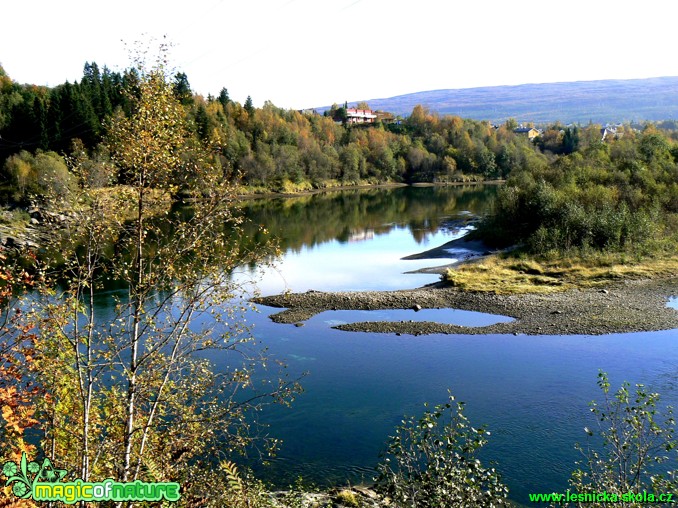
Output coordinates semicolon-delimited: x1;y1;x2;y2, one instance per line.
227;186;678;503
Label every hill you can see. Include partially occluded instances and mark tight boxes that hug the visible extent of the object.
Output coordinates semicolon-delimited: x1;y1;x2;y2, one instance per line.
345;77;678;124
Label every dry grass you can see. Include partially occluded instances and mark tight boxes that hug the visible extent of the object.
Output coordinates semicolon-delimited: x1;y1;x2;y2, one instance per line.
334;489;361;507
444;252;678;294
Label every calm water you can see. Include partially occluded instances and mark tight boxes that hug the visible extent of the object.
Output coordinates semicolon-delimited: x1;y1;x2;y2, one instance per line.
114;185;678;504
308;308;514;328
231;185;493;293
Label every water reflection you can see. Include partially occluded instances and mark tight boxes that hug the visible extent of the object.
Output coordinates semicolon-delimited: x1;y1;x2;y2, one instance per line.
307;308;513;328
232;185;497;295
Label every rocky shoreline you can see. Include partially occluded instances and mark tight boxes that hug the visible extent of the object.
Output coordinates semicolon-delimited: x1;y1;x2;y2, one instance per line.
253;277;678;336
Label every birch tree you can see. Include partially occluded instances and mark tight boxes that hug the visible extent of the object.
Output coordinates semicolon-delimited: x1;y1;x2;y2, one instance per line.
10;40;295;505
102;41;292;487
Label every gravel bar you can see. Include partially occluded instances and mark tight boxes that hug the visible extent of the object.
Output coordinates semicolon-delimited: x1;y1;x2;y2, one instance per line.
252;278;678;336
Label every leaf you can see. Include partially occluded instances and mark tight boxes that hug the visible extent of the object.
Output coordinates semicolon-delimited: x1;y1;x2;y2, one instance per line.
220;460;245;495
19;454;26;478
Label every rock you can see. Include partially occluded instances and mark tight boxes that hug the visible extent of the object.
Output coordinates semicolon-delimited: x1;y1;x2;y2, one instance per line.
411;304;422;312
600;289;609;294
294;322;304;327
30;218;40;225
353;486;379;499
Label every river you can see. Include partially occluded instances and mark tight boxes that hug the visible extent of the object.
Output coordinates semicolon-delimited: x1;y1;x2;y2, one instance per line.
99;185;678;504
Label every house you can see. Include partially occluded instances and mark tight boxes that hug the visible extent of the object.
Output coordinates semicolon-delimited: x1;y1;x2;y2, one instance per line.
375;110;396;124
346;108;377;124
601;125;623;141
299;108;320;116
514;127;540;141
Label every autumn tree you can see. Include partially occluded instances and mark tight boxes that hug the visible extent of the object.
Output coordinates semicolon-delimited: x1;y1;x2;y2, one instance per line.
11;41;296;505
0;248;40;464
104;41;293;485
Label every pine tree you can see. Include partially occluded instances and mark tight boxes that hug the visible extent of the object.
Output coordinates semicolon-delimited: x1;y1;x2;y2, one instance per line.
244;95;254;114
172;72;192;106
218;87;230;110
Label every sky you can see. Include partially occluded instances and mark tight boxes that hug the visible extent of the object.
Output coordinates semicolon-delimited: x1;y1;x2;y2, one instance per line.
1;0;677;110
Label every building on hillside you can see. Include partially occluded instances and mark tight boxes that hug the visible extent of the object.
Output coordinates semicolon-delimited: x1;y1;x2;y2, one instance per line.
299;108;320;116
375;110;396;124
601;125;624;141
346;108;377;124
513;127;541;140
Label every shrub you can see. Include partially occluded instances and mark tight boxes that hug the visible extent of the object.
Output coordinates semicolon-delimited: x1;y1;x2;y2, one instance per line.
566;371;677;507
2;149;76;203
377;393;508;507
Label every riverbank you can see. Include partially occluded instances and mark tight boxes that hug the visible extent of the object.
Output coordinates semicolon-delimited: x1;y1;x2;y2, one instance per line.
233;178;503;201
253;274;678;336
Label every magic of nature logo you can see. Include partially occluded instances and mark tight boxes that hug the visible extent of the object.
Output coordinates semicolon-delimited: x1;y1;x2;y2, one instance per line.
2;452;180;504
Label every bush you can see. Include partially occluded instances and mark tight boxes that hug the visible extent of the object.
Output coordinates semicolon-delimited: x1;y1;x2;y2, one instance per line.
566;371;678;507
2;149;76;203
376;393;508;507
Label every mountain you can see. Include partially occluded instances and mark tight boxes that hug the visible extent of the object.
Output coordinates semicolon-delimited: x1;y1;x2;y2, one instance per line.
348;77;678;124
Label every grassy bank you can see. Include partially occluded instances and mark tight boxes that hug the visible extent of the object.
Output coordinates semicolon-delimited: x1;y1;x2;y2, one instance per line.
444;249;678;294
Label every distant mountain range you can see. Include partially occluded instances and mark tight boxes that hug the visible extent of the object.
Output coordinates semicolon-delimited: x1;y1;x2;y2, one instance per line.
340;77;678;124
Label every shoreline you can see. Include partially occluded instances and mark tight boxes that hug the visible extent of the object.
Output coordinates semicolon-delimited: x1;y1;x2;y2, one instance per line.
401;234;498;274
253;227;678;336
253;277;678;337
233;179;504;201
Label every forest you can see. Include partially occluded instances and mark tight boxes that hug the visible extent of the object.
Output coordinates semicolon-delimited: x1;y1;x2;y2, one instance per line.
2;61;678;261
0;61;543;202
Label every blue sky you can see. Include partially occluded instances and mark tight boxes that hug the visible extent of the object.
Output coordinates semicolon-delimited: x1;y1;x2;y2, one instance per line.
2;0;677;109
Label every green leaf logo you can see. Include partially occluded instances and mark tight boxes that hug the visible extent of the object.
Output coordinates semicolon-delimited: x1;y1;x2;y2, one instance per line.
1;452;69;500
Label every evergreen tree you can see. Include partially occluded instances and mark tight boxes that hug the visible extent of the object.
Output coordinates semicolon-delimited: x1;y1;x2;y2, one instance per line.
244;95;254;114
31;96;48;150
194;103;211;141
172;72;192;106
218;87;230;109
81;62;102;117
562;126;579;154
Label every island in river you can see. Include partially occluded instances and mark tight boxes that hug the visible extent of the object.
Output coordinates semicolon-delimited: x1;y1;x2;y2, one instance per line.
254;236;678;336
